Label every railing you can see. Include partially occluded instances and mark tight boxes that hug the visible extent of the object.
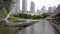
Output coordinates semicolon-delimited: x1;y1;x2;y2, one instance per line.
47;19;60;33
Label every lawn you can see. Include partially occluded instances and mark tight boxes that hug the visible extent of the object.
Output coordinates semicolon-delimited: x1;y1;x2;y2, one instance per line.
10;17;26;22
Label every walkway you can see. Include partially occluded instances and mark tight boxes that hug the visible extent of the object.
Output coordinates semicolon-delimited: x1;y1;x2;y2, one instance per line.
17;20;58;34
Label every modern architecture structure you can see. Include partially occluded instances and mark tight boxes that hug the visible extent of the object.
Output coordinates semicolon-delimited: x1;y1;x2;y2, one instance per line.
52;4;60;16
40;6;48;14
36;9;41;15
48;4;60;32
48;7;53;15
12;0;20;14
22;0;27;13
52;6;56;12
48;6;56;15
15;0;20;14
30;1;35;13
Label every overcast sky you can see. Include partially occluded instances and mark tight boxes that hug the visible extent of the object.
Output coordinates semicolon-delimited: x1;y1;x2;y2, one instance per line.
20;0;60;11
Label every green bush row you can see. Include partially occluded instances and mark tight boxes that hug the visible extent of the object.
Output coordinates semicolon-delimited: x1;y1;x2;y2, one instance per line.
10;13;49;19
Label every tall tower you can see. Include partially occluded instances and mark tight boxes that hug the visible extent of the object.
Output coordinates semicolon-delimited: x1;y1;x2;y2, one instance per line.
15;0;20;13
22;0;27;13
12;0;20;14
17;0;20;13
48;7;53;15
52;6;56;12
30;1;35;13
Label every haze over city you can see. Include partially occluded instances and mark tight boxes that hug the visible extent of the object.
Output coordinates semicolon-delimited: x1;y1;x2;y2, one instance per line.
20;0;60;11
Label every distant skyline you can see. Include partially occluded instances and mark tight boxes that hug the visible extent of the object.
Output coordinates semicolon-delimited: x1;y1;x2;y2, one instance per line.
20;0;60;11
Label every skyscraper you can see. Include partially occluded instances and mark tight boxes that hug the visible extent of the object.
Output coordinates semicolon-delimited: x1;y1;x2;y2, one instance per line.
22;0;27;13
48;6;56;15
52;6;56;12
15;0;20;13
12;0;20;14
17;0;20;12
30;1;35;13
41;6;47;14
48;7;53;15
52;4;60;16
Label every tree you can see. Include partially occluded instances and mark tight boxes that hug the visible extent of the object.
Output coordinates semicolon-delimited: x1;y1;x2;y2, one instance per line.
41;13;49;18
0;0;13;17
0;0;14;19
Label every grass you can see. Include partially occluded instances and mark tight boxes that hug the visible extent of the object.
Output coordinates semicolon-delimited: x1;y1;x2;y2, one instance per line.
10;17;26;22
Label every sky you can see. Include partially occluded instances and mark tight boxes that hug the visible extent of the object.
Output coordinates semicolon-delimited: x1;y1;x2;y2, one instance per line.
20;0;60;11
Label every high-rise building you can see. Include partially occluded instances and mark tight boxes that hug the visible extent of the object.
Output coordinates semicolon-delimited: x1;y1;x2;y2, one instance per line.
48;7;53;15
41;6;47;14
15;0;20;13
16;0;20;13
41;6;46;11
52;6;56;12
30;1;35;13
48;7;52;12
36;9;41;15
12;0;20;14
52;4;60;16
48;6;56;15
22;0;27;13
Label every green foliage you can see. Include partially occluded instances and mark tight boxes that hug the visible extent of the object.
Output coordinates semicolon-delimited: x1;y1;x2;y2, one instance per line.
10;17;26;22
41;13;49;18
31;15;37;19
0;21;6;26
0;0;13;17
1;7;7;16
37;15;42;19
5;3;11;13
10;13;49;19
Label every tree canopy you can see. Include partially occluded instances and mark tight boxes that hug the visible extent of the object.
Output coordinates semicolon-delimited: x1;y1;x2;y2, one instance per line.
0;0;13;17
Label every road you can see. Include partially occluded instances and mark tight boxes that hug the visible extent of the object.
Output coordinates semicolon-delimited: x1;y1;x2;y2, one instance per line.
17;20;58;34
